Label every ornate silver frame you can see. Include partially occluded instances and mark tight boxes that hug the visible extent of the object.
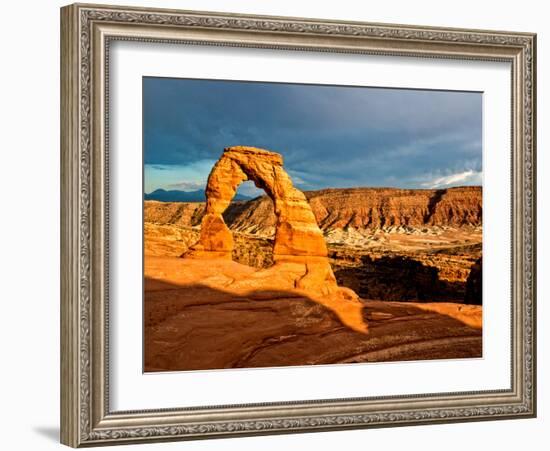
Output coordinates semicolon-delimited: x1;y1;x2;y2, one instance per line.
60;3;536;447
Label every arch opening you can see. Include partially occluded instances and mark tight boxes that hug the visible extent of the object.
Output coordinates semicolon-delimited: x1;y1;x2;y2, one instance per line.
186;146;329;264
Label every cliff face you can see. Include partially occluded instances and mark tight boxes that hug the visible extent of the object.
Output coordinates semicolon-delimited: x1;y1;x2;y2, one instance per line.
228;186;481;235
223;197;278;235
307;186;481;231
145;186;482;235
425;187;482;227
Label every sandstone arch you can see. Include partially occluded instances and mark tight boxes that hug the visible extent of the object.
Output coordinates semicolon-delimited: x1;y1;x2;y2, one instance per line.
186;147;335;290
188;146;325;254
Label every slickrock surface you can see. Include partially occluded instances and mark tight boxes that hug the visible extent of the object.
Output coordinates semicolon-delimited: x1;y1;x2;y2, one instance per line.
144;257;482;372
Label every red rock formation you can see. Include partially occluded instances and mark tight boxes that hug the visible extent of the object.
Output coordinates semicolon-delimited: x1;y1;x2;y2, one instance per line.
187;146;328;260
426;187;482;227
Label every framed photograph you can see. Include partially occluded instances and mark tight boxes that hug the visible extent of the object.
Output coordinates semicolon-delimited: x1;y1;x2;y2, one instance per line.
60;3;536;447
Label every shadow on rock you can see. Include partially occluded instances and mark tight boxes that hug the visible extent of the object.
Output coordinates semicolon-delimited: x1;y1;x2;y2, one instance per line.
464;257;482;305
335;255;467;302
144;277;482;372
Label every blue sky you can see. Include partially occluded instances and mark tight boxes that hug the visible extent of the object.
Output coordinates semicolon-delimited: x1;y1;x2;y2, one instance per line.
143;77;482;197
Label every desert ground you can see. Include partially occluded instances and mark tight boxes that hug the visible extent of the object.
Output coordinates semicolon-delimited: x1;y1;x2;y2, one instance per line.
144;182;482;372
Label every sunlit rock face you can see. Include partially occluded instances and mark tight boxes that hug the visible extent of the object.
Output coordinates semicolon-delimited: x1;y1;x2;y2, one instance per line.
188;146;328;258
184;146;366;332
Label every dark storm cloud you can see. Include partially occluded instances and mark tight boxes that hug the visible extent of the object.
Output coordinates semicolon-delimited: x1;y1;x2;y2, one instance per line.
143;77;482;191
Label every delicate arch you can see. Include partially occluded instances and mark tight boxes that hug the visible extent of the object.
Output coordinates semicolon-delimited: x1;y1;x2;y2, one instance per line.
186;146;328;262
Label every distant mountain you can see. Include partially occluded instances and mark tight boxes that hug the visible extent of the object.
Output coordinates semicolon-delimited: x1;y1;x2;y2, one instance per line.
144;188;250;203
